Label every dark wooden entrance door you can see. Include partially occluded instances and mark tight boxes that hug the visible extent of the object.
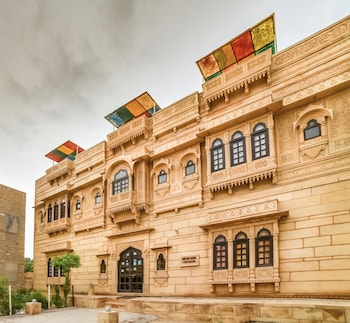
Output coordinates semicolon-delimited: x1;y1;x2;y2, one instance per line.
118;247;143;292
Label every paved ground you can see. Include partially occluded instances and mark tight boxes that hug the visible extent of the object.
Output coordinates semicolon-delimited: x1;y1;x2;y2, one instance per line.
0;308;160;323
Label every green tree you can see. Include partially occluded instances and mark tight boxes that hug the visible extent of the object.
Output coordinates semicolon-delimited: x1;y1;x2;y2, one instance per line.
52;252;80;306
24;258;33;272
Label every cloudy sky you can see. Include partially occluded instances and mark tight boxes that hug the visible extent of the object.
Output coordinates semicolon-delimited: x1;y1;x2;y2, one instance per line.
0;0;348;258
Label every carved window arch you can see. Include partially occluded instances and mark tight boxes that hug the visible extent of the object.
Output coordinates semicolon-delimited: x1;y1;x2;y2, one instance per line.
251;123;269;160
95;192;102;204
100;259;106;274
53;202;59;220
158;169;167;184
211;138;225;172
255;228;273;267
47;258;52;277
157;253;166;270
230;131;246;166
304;119;321;140
185;160;195;176
60;199;66;218
233;231;249;268
113;169;129;194
213;235;228;270
47;204;52;223
75;199;81;210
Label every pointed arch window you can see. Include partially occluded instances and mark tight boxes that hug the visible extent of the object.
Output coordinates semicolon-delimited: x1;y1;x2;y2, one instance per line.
113;169;129;194
75;199;81;210
255;228;273;267
158;169;167;184
233;232;249;268
230;131;246;166
95;192;102;204
251;123;269;160
304;119;321;140
213;235;228;270
157;253;166;270
100;259;106;274
211;138;225;172
185;160;195;176
47;204;52;223
53;202;59;220
47;258;52;277
60;199;66;218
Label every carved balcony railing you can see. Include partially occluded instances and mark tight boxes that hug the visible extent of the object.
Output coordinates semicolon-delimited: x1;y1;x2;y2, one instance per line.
46;159;74;183
202;49;272;106
75;141;106;175
45;217;71;235
107;114;152;151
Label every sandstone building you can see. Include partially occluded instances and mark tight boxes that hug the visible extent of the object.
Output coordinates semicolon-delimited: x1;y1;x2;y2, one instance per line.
33;15;350;301
0;184;26;290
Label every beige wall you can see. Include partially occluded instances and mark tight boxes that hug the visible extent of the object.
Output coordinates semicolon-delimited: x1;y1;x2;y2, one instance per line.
33;16;350;298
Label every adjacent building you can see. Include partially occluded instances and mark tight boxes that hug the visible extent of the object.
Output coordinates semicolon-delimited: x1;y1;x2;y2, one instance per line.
0;184;26;290
33;15;350;299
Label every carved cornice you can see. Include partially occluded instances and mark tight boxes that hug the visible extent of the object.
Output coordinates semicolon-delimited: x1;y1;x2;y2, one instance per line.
42;241;72;254
201;199;288;229
273;18;350;69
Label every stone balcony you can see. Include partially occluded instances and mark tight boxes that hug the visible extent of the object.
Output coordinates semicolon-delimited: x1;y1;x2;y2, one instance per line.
207;155;277;194
152;92;200;138
46;159;74;183
202;48;272;106
75;141;106;175
107;114;152;151
45;217;71;235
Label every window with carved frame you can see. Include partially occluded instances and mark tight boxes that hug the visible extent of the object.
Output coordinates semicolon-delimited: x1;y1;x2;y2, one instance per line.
60;199;66;218
213;235;228;270
158;169;167;184
211;139;225;172
47;204;52;223
53;202;59;220
230;131;246;166
251;123;269;160
113;169;129;194
255;228;273;267
304;119;321;140
233;231;249;268
185;160;195;176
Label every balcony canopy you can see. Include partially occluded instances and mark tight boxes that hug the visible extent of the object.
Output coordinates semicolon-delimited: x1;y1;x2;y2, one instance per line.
196;14;276;81
45;140;84;163
105;92;161;128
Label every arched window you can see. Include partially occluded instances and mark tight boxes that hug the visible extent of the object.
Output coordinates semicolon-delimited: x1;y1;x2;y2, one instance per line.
158;169;167;184
211;139;225;172
53;265;59;277
95;192;102;204
75;199;81;211
60;266;65;277
60;199;66;218
53;202;59;220
304;119;321;140
100;259;106;274
47;258;52;277
251;123;269;160
157;253;166;270
255;228;273;267
230;131;246;166
113;169;129;194
185;160;195;176
47;204;52;223
233;232;249;268
213;235;228;270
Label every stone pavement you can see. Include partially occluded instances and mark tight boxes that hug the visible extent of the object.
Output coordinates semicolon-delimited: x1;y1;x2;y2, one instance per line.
0;307;160;323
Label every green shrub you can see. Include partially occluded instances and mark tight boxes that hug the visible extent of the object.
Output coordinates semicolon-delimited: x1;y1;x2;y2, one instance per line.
51;285;64;308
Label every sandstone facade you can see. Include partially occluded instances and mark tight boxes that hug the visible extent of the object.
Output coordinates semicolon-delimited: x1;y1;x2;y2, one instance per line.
0;184;26;289
33;16;350;299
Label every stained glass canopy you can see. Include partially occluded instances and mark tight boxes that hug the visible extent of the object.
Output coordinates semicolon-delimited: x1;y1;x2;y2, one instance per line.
196;14;276;81
45;140;85;163
105;92;161;128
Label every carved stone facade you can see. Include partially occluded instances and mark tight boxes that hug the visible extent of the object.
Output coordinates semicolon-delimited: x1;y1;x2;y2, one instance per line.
33;16;350;298
0;184;26;290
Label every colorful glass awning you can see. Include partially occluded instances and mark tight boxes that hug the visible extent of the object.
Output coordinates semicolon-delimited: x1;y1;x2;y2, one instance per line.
196;14;276;81
45;140;85;163
105;92;161;128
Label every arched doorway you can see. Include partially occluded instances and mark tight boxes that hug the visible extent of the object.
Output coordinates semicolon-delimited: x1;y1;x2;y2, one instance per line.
118;247;143;293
